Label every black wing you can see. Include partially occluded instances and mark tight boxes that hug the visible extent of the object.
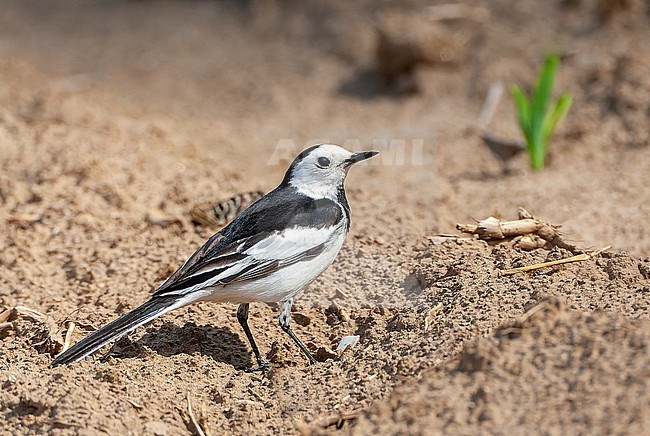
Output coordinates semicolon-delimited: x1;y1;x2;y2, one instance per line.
152;187;344;297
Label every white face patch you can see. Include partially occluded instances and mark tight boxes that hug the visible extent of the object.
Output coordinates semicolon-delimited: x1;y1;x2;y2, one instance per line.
288;144;356;199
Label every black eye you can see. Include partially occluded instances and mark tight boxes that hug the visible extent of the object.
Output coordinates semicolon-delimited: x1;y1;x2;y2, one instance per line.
317;156;331;168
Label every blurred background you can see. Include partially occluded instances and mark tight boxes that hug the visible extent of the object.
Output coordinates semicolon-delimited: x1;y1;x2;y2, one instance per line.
1;0;648;249
0;0;649;303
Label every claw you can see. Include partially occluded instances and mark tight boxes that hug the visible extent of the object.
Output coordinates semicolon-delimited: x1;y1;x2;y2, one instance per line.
241;360;271;373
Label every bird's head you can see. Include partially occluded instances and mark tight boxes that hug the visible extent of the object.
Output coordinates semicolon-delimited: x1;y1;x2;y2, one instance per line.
281;144;379;199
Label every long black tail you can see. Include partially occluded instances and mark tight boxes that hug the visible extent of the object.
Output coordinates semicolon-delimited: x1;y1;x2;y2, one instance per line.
52;296;186;365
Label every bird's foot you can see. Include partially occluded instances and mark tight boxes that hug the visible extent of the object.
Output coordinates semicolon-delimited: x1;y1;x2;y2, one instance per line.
305;352;317;366
240;360;271;373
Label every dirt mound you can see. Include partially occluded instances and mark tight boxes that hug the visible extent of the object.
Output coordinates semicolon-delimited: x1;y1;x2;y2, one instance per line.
355;301;650;434
2;237;647;434
398;239;650;366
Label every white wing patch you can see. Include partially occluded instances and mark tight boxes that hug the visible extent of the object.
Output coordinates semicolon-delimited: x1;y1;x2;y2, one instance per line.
202;224;348;303
156;225;341;297
243;226;337;260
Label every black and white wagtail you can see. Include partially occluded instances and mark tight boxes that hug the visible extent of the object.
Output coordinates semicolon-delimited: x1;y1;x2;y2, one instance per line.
52;144;378;370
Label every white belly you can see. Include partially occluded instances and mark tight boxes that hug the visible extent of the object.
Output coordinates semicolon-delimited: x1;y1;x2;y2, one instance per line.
201;228;346;303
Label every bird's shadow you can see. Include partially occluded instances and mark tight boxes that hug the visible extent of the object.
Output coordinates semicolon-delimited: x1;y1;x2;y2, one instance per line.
108;321;252;368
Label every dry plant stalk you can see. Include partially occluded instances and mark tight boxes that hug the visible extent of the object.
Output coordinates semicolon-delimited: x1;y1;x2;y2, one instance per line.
200;402;211;436
500;253;590;275
126;398;144;410
0;307;12;330
424;303;443;332
62;322;76;353
499;246;610;276
495;298;560;338
186;392;209;436
457;207;579;252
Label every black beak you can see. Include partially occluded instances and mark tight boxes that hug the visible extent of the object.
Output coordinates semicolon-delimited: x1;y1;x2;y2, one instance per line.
346;150;379;165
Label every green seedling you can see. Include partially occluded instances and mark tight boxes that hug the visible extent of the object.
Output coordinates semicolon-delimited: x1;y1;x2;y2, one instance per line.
512;55;572;169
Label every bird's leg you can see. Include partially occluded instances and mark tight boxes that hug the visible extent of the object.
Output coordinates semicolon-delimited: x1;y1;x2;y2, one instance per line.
279;298;317;365
236;303;270;372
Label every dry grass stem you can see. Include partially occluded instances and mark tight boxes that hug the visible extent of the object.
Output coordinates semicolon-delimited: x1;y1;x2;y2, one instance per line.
0;307;12;323
500;254;590;275
424;303;444;332
186;392;207;436
126;399;144;410
200;401;211;436
62;322;75;353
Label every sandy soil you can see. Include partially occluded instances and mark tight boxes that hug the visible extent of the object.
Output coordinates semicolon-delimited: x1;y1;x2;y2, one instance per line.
0;1;649;434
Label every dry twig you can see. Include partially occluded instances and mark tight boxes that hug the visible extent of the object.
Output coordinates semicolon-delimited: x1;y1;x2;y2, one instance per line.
424;303;444;332
500;253;590;275
126;398;144;410
500;246;610;275
200;401;211;436
457;207;580;252
0;307;11;324
0;307;12;331
62;322;75;353
186;392;208;436
478;81;504;130
519;299;558;323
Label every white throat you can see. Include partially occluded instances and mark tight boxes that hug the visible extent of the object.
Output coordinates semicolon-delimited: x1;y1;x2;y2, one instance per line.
289;177;342;200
